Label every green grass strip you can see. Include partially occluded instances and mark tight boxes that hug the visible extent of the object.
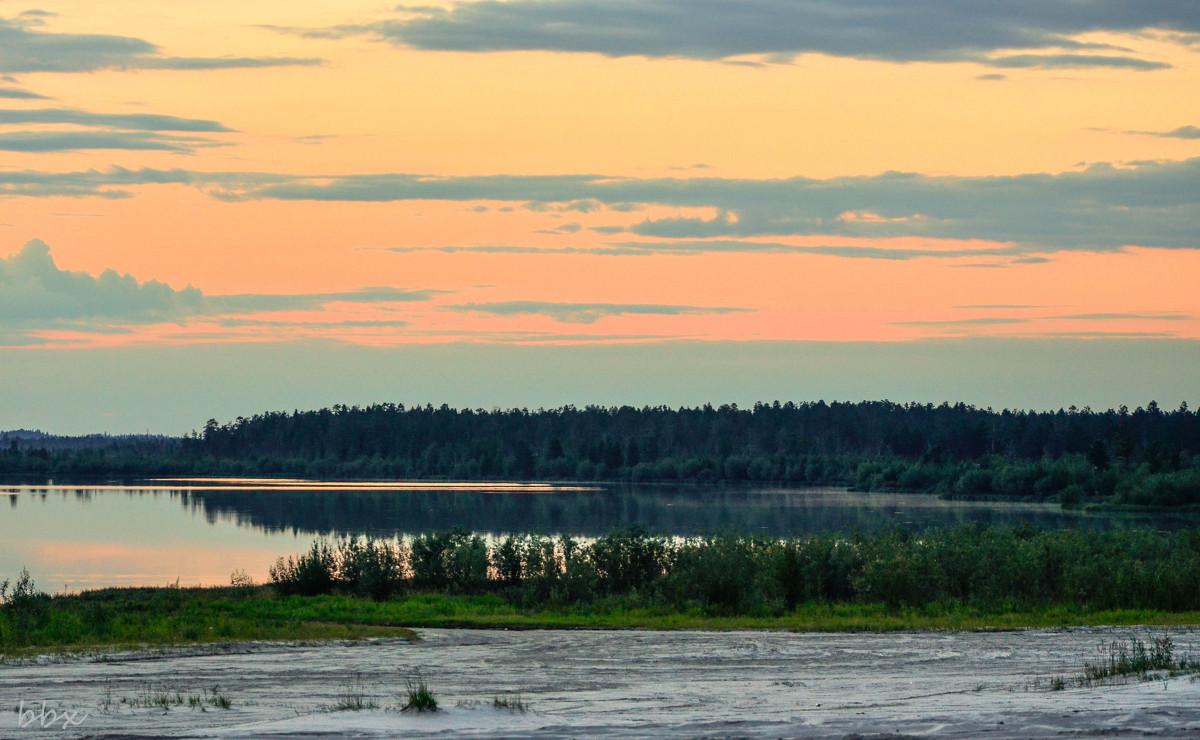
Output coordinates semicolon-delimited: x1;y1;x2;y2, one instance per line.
5;586;1200;657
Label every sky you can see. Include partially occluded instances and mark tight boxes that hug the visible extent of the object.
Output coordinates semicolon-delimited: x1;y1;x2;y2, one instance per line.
1;0;1198;434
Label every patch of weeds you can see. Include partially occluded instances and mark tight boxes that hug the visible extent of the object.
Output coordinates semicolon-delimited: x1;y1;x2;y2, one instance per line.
1048;635;1200;690
334;673;378;711
120;684;232;711
492;693;528;712
400;672;438;713
1084;636;1177;682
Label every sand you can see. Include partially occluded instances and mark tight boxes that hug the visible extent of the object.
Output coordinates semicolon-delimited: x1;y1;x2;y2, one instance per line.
3;627;1200;738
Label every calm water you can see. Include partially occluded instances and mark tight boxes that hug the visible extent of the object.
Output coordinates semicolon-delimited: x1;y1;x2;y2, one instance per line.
1;478;1195;590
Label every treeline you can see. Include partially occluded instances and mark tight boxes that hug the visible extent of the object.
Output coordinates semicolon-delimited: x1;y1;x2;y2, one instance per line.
189;401;1200;474
270;526;1200;613
3;401;1198;504
853;456;1200;506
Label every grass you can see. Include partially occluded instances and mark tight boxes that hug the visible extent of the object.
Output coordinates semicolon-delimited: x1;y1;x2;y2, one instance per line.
400;673;438;713
492;693;528;712
334;673;379;711
117;685;232;711
0;586;419;657
5;586;1200;658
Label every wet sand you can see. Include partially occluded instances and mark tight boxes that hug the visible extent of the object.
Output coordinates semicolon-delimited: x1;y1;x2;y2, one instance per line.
3;627;1200;738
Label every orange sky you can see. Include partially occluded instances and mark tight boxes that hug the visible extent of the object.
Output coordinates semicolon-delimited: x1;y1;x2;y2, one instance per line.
1;1;1198;428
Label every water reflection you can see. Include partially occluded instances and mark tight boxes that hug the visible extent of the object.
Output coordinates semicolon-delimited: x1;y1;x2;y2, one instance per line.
2;480;1197;589
168;485;1173;537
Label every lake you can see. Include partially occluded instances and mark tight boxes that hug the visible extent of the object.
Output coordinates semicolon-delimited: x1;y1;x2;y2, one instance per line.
1;478;1195;590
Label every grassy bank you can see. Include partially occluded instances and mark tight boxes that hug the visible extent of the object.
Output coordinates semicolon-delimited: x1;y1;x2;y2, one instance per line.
0;584;417;657
4;587;1200;657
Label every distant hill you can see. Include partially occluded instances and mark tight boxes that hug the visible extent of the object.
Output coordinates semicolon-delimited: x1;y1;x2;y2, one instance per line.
0;430;174;451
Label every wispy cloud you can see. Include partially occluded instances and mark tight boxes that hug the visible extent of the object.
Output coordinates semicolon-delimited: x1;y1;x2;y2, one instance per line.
3;158;1200;252
0;87;49;99
0;108;233;132
0;13;321;74
892;317;1030;327
1058;312;1192;321
290;0;1187;70
449;300;751;324
954;304;1047;310
0;131;222;153
1157;125;1200;139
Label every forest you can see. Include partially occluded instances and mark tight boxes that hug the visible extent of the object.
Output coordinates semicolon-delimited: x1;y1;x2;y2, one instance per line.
3;400;1198;505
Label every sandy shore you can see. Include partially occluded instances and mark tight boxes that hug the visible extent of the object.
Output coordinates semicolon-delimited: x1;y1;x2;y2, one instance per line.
3;627;1200;738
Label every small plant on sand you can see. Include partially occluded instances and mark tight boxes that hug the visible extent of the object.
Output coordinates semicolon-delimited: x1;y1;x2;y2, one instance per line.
492;693;529;712
334;673;378;711
400;672;438;713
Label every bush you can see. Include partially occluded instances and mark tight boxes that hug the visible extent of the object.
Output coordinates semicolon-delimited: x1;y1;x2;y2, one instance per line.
269;540;338;596
337;537;406;599
0;569;49;634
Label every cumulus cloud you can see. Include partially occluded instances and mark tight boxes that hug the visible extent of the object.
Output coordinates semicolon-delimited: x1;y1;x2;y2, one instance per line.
0;240;440;343
300;0;1189;69
0;239;203;322
449;300;751;324
0;14;321;73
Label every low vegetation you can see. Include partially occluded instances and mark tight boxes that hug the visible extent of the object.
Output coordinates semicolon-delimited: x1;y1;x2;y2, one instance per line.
1048;636;1200;690
268;526;1200;614
0;579;417;656
6;524;1200;656
401;673;438;713
334;673;379;711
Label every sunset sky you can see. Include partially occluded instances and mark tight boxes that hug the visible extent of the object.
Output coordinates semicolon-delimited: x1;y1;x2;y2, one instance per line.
2;1;1198;433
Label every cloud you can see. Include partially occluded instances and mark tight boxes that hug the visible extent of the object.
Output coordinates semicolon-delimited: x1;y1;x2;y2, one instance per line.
0;108;233;132
0;14;321;74
1058;312;1192;321
0;131;221;153
0;239;203;322
0;166;277;198
0;87;49;99
1158;125;1200;139
305;0;1190;69
4;158;1200;252
0;240;441;343
891;317;1029;327
954;304;1046;310
982;53;1169;70
449;300;751;324
206;287;440;314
